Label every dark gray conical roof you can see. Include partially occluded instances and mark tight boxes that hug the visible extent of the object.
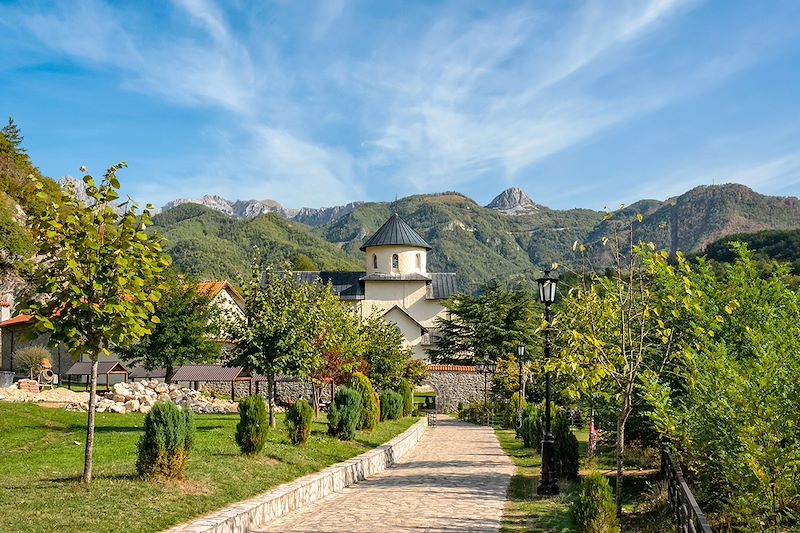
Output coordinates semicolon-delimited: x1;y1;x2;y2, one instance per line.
360;213;431;251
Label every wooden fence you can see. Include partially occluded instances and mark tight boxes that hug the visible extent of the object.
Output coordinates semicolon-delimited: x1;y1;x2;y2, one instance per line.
662;447;713;533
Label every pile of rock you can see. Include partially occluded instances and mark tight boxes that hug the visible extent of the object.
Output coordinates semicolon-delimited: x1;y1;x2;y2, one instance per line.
65;380;238;415
16;379;40;393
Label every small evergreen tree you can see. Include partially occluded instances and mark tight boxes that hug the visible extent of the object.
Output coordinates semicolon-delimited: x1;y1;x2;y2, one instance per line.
521;404;579;479
349;372;379;430
136;402;194;479
398;379;414;417
503;391;528;430
286;399;314;444
236;395;268;454
571;472;620;533
380;390;403;421
328;387;362;440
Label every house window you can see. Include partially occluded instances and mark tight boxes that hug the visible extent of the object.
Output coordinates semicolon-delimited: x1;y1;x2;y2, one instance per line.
392;254;399;270
416;253;421;270
372;254;378;269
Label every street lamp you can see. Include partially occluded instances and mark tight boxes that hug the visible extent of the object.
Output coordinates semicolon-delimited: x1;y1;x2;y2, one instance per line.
474;358;496;426
537;269;559;496
515;341;525;439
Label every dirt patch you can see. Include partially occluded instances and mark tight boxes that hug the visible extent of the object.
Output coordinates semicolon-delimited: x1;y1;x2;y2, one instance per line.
0;386;89;404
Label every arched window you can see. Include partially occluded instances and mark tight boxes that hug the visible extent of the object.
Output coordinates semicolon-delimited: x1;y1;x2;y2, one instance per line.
416;253;421;270
392;254;399;270
372;254;378;269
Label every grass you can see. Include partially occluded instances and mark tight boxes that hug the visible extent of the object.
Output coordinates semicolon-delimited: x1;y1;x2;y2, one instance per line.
495;427;670;533
0;402;417;533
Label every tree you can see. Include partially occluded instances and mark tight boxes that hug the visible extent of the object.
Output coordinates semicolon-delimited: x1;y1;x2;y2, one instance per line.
644;246;800;528
556;215;678;512
309;287;364;415
361;312;413;391
2;117;24;152
427;280;539;364
117;269;222;383
22;163;170;483
224;266;319;428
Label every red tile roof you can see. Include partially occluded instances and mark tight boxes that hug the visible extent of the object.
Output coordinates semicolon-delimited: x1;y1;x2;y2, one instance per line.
427;364;476;373
0;314;33;328
0;301;11;307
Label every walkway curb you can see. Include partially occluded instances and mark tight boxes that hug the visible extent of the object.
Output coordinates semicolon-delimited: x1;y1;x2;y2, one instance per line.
164;417;429;533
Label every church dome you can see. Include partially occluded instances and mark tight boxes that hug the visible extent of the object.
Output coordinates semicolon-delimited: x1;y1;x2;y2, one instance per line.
360;213;431;251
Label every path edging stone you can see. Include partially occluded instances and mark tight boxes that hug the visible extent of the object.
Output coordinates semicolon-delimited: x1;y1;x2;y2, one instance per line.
164;417;429;533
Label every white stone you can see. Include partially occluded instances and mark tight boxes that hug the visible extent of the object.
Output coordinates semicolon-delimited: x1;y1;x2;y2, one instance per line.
157;392;171;402
109;404;126;414
155;383;169;394
112;394;126;403
124;399;140;412
139;404;152;414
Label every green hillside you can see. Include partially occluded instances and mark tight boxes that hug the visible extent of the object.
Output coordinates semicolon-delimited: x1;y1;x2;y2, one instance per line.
703;228;800;270
152;203;361;281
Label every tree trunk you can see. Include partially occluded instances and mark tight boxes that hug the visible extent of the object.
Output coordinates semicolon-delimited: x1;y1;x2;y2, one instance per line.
267;373;276;429
165;364;174;385
82;354;99;483
312;382;320;417
615;412;626;516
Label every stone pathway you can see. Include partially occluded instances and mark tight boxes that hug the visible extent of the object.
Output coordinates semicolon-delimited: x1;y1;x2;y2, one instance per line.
254;416;514;533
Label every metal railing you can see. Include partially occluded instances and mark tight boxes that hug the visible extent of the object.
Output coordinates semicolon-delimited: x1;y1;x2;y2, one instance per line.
662;447;712;533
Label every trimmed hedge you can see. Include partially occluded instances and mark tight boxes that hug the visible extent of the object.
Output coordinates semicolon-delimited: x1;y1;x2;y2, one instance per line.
349;372;379;430
328;387;362;440
136;402;194;479
236;395;268;454
571;472;620;532
380;390;403;421
286;399;314;445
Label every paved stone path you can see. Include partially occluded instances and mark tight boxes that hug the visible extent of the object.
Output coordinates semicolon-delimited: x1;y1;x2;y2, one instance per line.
254;416;514;533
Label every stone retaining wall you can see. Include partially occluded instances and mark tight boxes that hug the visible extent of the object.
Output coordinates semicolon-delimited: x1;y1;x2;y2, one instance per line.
165;416;428;533
425;366;489;413
197;380;333;405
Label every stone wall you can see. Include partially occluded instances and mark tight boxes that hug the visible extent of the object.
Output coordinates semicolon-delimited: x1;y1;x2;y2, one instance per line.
425;366;489;413
197;379;333;405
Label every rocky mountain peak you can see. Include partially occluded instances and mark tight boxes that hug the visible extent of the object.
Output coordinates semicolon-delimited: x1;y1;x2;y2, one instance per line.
486;187;539;215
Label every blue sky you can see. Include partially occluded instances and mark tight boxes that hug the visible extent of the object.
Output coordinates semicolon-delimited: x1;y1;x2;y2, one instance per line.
1;0;800;210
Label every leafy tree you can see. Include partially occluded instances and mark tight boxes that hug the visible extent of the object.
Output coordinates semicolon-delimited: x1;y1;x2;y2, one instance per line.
556;215;679;511
22;163;170;483
428;280;539;364
291;254;316;271
309;287;364;415
361;312;412;390
644;246;800;528
224;265;319;428
117;269;221;383
401;358;428;386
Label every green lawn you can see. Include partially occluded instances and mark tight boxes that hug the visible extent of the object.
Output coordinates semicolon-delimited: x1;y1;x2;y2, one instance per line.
0;402;416;533
495;428;669;533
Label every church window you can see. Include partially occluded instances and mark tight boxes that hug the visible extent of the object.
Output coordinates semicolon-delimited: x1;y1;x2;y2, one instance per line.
392;254;399;270
416;253;421;270
372;254;378;269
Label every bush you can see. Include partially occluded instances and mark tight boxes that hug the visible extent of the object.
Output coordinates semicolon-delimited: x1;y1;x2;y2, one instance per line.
349;372;379;430
399;379;413;417
380;390;403;421
136;402;194;479
571;472;620;533
503;391;528;430
458;401;488;424
235;395;267;454
285;399;314;445
521;403;580;479
328;387;362;440
14;346;51;379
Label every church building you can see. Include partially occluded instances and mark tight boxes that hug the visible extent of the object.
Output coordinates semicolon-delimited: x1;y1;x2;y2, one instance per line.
295;213;457;360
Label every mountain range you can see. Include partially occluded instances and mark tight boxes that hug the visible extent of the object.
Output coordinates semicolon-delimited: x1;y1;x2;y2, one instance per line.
152;183;800;292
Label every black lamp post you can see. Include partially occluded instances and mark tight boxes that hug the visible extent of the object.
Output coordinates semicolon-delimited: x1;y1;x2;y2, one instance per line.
537;269;559;496
515;341;525;439
474;359;496;426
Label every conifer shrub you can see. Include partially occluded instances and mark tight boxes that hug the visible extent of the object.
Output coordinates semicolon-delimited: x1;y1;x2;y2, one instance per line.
380;390;403;421
136;402;194;479
286;399;314;444
521;404;580;479
235;395;267;454
399;378;414;417
328;387;362;440
503;391;528;429
571;472;620;533
349;372;379;430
